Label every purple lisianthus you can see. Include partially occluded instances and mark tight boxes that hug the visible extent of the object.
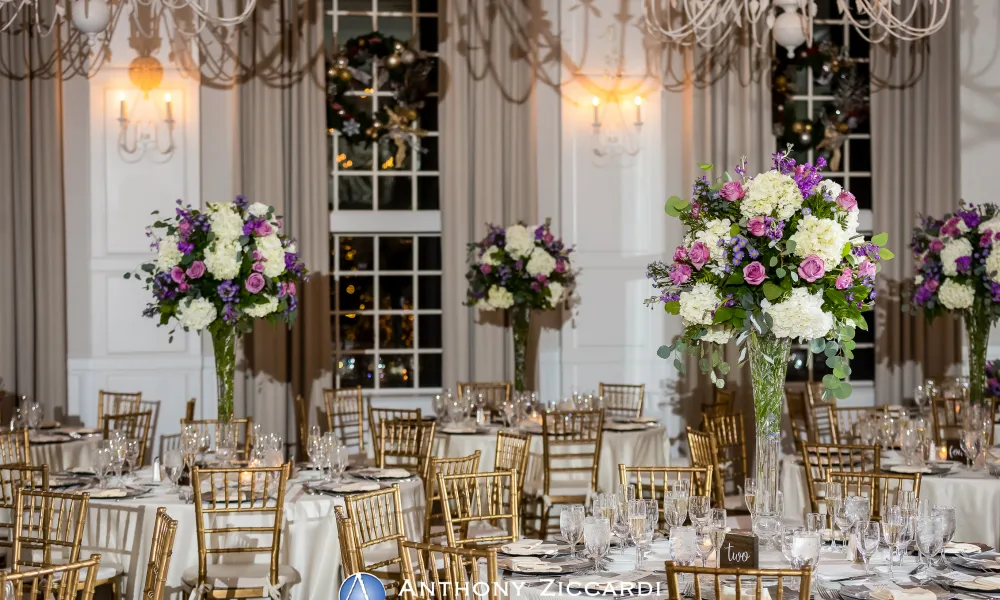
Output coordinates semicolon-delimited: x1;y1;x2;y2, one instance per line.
929;238;944;252
254;221;274;237
242;220;258;237
245;273;266;294
858;260;877;279
798;255;826;282
178;240;195;254
234;195;249;210
555;260;567;273
960;209;981;229
186;261;206;279
835;268;853;290
670;264;692;285
218;280;240;302
956;255;972;273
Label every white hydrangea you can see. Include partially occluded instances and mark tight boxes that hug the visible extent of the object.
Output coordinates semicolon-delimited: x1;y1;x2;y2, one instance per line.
844;210;860;240
817;180;843;200
914;274;925;286
155;235;183;272
940;237;972;277
526;247;557;277
208;202;244;242
678;282;721;326
987;249;1000;283
700;325;733;345
256;235;287;278
980;217;1000;234
694;218;733;263
247;202;270;217
177;298;217;331
204;239;242;280
245;295;280;318
547;282;564;306
741;170;803;220
505;225;535;260
938;278;975;310
789;215;848;269
487;286;515;310
480;245;501;266
764;288;834;340
285;242;296;254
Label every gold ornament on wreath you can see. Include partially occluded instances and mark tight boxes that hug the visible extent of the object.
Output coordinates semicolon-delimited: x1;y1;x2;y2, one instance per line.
327;32;435;169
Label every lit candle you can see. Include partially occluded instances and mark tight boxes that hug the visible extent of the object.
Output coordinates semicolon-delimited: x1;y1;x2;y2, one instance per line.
938;445;948;461
239;470;252;486
164;92;173;121
119;92;126;121
591;96;600;126
634;96;642;125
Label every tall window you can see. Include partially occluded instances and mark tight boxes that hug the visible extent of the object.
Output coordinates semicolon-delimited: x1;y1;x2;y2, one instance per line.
326;0;441;392
775;3;875;388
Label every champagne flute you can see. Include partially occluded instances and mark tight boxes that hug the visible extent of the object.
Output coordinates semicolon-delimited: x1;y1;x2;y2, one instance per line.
855;521;881;575
688;495;710;530
744;478;757;517
709;509;727;568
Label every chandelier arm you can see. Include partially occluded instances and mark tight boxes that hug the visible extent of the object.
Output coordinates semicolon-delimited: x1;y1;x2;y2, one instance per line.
839;0;948;42
643;0;739;45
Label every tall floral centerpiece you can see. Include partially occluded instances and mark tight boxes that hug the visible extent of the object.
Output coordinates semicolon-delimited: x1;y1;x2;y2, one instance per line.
465;221;576;392
909;203;1000;406
648;151;892;536
128;197;308;421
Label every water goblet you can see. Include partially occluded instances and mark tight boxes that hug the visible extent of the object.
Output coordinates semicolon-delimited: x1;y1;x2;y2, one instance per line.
94;445;112;489
805;513;825;533
124;439;140;481
789;530;822;569
27;401;42;431
611;501;630;555
560;505;586;558
663;495;684;531
164;450;183;492
216;422;237;466
931;505;956;547
832;500;853;553
688;495;711;530
916;515;945;569
845;495;871;530
332;445;349;481
583;517;611;574
669;526;697;566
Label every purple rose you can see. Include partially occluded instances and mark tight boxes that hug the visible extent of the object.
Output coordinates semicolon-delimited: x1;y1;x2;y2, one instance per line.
835;268;853;290
253;250;263;261
925;277;939;292
798;255;826;282
928;238;944;252
253;262;265;273
956;255;972;273
555;260;567;273
720;181;745;201
537;274;548;283
178;220;191;234
743;261;766;286
245;273;266;294
186;261;206;279
689;242;711;270
178;282;190;292
673;246;688;262
170;266;186;284
670;264;692;285
747;216;767;237
480;264;492;274
530;281;541;292
287;282;296;296
836;191;858;212
254;221;274;237
858;260;877;279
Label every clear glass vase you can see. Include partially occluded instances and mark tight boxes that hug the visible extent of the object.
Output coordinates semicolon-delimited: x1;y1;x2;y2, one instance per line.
965;308;993;407
210;324;237;423
746;330;790;546
509;306;531;393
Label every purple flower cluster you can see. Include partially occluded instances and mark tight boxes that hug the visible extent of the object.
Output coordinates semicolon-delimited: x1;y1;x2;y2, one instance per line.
217;280;239;302
987;360;1000;396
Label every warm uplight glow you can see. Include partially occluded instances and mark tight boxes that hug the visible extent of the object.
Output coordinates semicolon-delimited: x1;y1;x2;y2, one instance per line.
164;93;172;102
634;96;642;105
120;92;125;101
591;96;600;106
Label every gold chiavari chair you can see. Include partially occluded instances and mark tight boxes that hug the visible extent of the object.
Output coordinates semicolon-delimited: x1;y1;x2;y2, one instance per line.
11;488;89;570
368;407;422;450
457;382;512;422
335;506;360;577
598;383;645;419
0;465;48;561
103;410;154;466
423;452;481;543
325;386;365;454
179;418;254;461
185;398;196;421
97;390;142;429
618;465;713;528
494;430;531;501
159;434;181;458
439;470;520;548
137;400;161;461
141;507;177;600
524;410;603;537
0;556;103;600
293;395;309;463
701;388;734;425
399;542;500;600
800;442;880;514
808;404;838;444
827;471;921;522
185;464;299;598
786;387;812;442
686;427;731;511
344;484;408;596
701;412;749;499
377;419;436;480
665;561;813;600
806;381;832;408
0;428;30;465
827;406;888;444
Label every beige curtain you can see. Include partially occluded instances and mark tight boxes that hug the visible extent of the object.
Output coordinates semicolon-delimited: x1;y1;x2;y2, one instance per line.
871;15;963;404
440;0;539;390
232;0;330;451
0;28;67;418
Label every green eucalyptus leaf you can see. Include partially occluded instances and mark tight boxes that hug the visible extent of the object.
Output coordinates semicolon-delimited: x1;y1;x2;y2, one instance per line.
769;257;778;267
656;345;673;359
822;374;839;389
776;267;787;278
872;232;889;246
699;163;714;171
880;247;895;260
835;382;853;400
763;282;783;301
664;301;680;315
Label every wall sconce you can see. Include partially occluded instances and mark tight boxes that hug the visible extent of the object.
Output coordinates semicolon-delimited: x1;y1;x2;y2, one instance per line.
118;91;176;162
591;94;644;159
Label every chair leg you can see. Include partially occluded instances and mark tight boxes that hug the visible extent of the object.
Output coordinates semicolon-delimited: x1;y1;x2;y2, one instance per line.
111;577;120;600
541;504;552;539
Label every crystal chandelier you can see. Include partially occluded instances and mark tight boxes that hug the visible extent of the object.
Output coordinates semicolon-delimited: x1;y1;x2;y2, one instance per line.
643;0;951;55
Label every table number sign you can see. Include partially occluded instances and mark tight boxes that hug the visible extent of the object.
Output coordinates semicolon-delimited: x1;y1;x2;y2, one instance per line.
719;533;758;569
944;440;966;463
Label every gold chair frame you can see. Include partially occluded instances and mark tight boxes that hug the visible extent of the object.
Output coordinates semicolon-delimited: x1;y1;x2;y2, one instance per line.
103;410;154;466
598;383;645;419
438;470;520;548
141;507;178;600
12;488;90;570
800;442;880;514
618;465;713;528
377;419;436;480
686;427;728;509
398;541;500;600
665;561;813;600
457;382;512;422
494;430;531;500
179;418;254;461
827;470;921;522
0;428;30;465
335;505;360;577
97;390;142;429
701;412;749;499
0;556;103;600
423;451;482;543
344;484;408;596
325;386;365;453
368;407;422;451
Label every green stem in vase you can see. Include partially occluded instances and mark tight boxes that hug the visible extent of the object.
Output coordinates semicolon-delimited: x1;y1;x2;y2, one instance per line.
746;330;790;518
210;323;237;423
510;306;531;393
965;306;994;407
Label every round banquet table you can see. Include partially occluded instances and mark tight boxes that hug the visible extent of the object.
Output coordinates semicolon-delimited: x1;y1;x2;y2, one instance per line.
782;455;1000;547
79;468;425;600
29;429;102;470
434;424;669;494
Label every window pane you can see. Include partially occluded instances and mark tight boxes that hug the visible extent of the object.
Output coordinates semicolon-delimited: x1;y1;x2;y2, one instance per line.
379;0;412;12
418;17;438;52
849;138;871;172
339;176;374;210
379;17;413;43
380;275;414;309
418;314;441;349
418;98;438;132
416;177;439;210
850;177;872;211
339;354;375;388
418;353;442;388
851;348;875;381
787;348;809;382
379;236;414;270
378;176;413;210
339;314;374;350
418;275;441;309
340;236;375;271
335;0;371;13
813;354;834;382
418;236;441;270
337;135;374;171
378;134;411;170
855;311;875;344
339;276;374;310
380;314;415;348
380;354;414;388
417;0;436;13
419;137;438;171
336;16;374;48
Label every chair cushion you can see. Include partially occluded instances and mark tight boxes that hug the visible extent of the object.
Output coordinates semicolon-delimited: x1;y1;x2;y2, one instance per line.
181;563;301;589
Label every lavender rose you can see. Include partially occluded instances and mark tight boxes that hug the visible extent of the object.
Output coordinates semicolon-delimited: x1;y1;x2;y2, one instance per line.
170;266;186;284
836;191;858;212
689;241;711;270
858;260;877;279
743;261;766;285
835;268;853;290
720;181;745;201
673;245;688;262
186;260;206;279
747;216;767;237
670;264;692;285
245;273;266;294
254;221;274;237
798;255;826;282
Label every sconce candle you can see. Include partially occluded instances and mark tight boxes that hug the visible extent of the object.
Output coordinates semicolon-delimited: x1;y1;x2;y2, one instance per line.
164;93;173;121
634;96;642;126
119;92;127;121
591;96;600;126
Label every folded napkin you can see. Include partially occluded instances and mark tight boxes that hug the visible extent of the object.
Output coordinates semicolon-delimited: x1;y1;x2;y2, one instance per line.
440;425;479;434
888;465;932;474
870;588;936;600
501;540;561;556
323;481;379;493
720;586;771;600
960;577;1000;590
358;468;411;478
83;488;128;499
38;420;61;429
509;558;558;573
67;467;96;475
29;433;68;443
604;422;649;431
944;542;981;554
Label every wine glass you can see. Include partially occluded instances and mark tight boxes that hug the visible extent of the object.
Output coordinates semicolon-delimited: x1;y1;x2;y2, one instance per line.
181;425;200;470
560;505;585;558
164;450;183;492
695;528;714;567
124;439;140;481
663;495;684;531
744;478;757;518
961;428;982;469
913;384;928;413
669;526;697;566
893;513;915;576
855;521;881;575
332;445;349;481
216;422;237;466
709;509;727;568
882;507;903;576
845;495;871;530
688;495;711;530
583;517;611;574
94;446;112;489
897;490;917;514
632;502;656;568
832;500;852;552
611;499;630;555
916;515;945;569
107;439;126;490
27;401;42;431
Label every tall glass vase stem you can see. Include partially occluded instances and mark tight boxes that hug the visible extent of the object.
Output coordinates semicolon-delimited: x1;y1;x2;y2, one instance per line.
746;331;790;536
510;306;531;393
210;324;237;423
966;308;993;407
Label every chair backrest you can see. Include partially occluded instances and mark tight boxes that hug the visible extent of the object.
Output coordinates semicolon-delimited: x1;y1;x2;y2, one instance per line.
598;383;645;418
0;465;48;551
809;404;838;443
159;433;181;458
438;470;520;548
701;412;748;497
377;419;436;479
457;382;512;422
179;418;254;460
0;555;103;600
806;381;831;408
325;386;365;453
931;397;978;444
141;507;178;600
540;409;603;497
618;465;713;528
335;505;360;577
103;410;154;466
137;400;161;462
686;427;725;506
827;406;887;444
702;388;734;423
97;390;142;428
0;428;30;465
786;388;811;441
293;395;309;463
368;406;422;450
665;561;813;600
424;452;482;543
494;430;531;496
800;442;880;514
191;464;289;590
399;542;500;600
344;484;408;595
827;470;921;521
12;488;89;569
185;398;196;421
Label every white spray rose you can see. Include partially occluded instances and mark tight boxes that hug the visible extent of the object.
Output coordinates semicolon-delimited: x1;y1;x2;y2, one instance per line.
247;202;270;217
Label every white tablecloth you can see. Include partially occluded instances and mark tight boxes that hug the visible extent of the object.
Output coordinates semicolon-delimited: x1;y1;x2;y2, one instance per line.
30;434;102;470
435;425;669;494
782;457;1000;547
79;468;425;600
